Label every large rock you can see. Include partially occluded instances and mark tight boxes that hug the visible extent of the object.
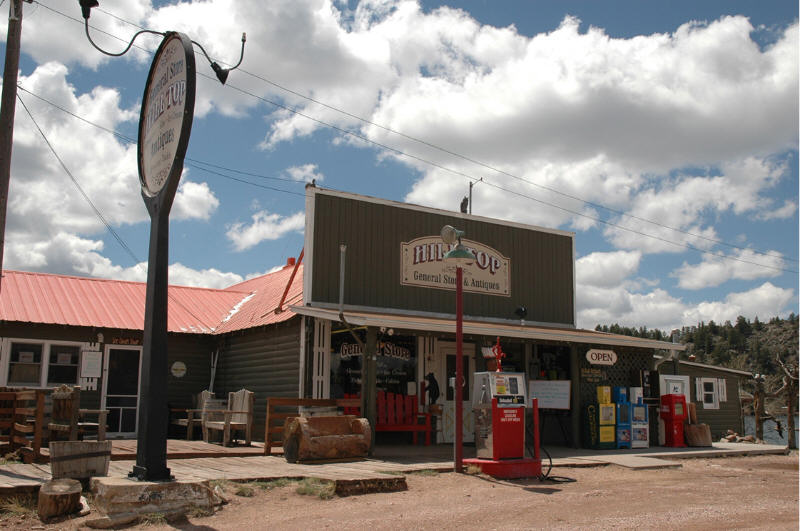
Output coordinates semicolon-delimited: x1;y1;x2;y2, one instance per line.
85;477;224;528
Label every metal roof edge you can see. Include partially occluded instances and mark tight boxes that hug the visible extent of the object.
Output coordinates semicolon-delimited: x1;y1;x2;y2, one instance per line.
290;305;685;351
654;355;753;376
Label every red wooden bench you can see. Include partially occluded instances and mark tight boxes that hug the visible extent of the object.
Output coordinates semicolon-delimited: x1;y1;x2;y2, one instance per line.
375;391;432;445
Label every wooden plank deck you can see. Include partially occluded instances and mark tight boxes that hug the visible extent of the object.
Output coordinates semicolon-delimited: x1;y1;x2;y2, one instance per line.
35;438;266;461
0;453;450;495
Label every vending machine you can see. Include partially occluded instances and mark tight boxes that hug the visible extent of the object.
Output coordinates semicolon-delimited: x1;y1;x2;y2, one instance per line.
612;386;628;404
615;400;632;450
631;399;650;448
465;370;541;478
660;393;687;447
583;389;616;450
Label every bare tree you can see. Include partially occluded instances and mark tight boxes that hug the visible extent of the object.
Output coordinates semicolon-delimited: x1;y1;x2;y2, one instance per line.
774;354;798;450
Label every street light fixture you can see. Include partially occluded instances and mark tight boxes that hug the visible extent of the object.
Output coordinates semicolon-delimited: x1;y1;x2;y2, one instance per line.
441;225;473;473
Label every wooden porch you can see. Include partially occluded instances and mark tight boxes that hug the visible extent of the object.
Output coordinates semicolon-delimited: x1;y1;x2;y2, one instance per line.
0;440;452;495
37;438;266;462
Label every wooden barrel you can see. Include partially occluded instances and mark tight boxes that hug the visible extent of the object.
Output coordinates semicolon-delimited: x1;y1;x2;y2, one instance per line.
49;440;112;479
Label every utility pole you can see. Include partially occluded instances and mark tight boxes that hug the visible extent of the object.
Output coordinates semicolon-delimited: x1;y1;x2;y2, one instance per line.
0;0;25;295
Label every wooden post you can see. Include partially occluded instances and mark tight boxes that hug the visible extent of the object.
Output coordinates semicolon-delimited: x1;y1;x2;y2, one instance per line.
362;326;378;454
785;381;797;449
0;0;24;295
753;378;765;442
569;344;580;448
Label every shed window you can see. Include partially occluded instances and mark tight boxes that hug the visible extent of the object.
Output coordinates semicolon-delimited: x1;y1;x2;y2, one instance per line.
47;345;80;386
4;340;84;387
8;342;42;386
696;377;720;410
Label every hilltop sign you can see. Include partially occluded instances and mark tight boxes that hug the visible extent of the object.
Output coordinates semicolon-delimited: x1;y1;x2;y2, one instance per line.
400;236;510;297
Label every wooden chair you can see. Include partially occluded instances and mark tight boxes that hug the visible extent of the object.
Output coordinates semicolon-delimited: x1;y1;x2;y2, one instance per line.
78;408;108;441
47;385;108;442
48;385;80;442
202;388;254;447
0;390;17;449
171;390;214;440
12;389;45;463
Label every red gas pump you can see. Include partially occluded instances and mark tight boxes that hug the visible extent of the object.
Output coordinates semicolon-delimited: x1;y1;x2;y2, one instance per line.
659;393;687;447
464;339;541;479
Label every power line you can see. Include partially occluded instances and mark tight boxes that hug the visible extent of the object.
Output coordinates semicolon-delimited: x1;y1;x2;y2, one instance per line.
16;93;140;266
16;86;305;196
18;82;797;275
42;0;795;265
16;92;215;327
25;2;799;273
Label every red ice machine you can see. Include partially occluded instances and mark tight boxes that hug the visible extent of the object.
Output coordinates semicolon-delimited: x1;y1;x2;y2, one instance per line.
659;393;687;447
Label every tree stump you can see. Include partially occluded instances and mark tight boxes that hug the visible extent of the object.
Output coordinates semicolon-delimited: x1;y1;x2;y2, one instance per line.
37;478;81;520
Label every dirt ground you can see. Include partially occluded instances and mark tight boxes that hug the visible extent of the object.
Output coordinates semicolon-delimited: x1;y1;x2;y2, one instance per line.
2;453;797;530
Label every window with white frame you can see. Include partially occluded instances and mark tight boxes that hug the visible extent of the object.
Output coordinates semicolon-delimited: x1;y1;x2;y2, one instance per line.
4;340;84;387
8;342;43;386
696;377;720;410
47;344;80;386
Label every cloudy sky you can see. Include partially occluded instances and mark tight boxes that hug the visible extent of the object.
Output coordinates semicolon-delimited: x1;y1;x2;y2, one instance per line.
1;0;797;332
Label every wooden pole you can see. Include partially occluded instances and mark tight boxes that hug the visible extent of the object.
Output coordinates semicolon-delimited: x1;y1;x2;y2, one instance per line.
0;0;24;294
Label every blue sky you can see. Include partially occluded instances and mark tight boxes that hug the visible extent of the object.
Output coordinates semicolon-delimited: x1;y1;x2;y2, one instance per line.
1;0;797;331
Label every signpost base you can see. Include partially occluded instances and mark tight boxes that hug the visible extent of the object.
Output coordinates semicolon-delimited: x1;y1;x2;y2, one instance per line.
129;464;173;482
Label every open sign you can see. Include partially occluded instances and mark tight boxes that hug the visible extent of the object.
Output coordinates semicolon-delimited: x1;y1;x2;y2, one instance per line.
586;349;617;366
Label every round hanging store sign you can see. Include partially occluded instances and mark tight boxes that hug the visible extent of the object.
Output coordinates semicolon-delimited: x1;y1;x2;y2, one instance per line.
170;361;187;378
138;32;196;198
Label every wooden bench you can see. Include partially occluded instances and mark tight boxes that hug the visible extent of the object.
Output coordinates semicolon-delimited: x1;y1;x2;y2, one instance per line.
264;397;360;456
375;391;432;446
170;390;214;441
202;389;254;447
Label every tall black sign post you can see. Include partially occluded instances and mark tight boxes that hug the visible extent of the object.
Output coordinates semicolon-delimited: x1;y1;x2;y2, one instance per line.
131;32;196;481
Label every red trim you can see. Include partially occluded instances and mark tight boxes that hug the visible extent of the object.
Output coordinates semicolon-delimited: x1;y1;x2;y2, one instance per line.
275;249;304;313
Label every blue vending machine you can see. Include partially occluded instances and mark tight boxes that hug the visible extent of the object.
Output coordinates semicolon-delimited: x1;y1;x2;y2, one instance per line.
613;387;632;449
631;398;650;448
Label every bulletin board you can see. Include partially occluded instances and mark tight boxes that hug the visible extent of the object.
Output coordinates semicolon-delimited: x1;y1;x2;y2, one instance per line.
529;380;571;410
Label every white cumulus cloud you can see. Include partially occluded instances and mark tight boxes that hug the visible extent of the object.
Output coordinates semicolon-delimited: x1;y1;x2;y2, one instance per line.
226;211;305;251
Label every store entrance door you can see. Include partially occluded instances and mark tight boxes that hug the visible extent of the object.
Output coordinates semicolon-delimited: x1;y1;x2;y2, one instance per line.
101;345;142;438
436;341;475;443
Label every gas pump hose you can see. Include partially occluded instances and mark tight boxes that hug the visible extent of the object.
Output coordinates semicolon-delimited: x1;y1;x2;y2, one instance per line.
525;426;576;483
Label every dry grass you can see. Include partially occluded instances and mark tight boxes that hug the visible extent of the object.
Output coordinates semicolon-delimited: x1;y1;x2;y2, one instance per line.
139;512;168;526
0;495;36;520
295;478;335;500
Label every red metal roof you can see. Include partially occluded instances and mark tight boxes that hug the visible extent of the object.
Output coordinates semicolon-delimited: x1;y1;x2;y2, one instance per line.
215;264;303;334
0;268;302;335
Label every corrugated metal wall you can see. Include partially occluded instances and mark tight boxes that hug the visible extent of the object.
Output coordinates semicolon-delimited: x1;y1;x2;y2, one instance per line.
310;192;575;325
215;318;302;441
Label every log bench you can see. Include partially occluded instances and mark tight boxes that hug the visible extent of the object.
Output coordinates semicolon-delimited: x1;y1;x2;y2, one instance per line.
264;397;360;456
283;415;371;462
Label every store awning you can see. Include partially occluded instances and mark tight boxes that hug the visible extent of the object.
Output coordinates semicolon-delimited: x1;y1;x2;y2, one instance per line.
290;305;685;351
